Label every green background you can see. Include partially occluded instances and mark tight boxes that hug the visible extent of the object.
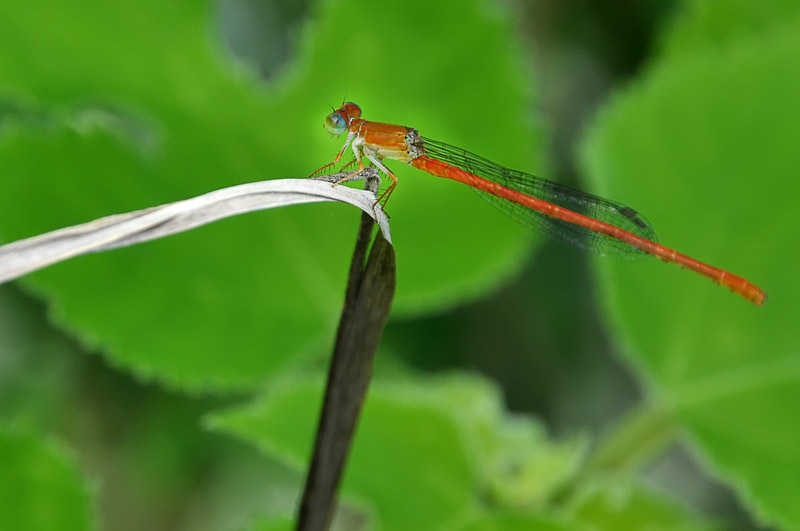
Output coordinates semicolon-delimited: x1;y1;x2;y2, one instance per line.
0;0;796;529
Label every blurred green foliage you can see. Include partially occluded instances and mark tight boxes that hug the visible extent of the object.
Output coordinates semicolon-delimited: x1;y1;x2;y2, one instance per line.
0;0;797;530
0;0;539;391
582;4;800;528
0;428;94;531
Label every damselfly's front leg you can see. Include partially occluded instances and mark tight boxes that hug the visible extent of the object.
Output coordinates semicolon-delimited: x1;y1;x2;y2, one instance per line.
325;140;365;188
330;157;365;186
339;158;359;172
310;131;356;177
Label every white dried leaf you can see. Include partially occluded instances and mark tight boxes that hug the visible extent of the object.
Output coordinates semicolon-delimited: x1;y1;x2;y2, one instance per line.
0;175;391;284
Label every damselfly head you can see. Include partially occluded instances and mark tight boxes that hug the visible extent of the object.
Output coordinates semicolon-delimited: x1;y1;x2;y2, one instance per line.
338;102;361;120
323;102;362;136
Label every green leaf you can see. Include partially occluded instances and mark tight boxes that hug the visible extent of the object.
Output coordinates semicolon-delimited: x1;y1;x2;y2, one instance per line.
571;482;712;531
0;428;95;531
0;286;78;427
581;15;800;531
0;0;542;391
209;377;474;530
208;373;585;530
460;511;570;531
242;515;294;531
658;0;800;56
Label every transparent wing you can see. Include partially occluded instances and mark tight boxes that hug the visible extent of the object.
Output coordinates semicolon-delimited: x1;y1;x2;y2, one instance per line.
421;137;657;258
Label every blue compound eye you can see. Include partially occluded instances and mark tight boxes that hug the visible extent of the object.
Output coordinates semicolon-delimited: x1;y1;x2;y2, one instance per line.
324;112;347;135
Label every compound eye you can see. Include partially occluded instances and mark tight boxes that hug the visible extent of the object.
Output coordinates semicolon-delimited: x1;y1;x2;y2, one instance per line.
324;112;347;135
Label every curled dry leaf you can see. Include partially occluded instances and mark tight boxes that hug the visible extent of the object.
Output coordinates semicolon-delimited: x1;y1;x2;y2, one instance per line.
0;172;391;284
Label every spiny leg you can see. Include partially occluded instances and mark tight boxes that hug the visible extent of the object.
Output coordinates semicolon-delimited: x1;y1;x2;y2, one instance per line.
309;132;355;177
362;153;398;214
309;161;337;177
312;155;358;178
328;140;370;187
340;157;358;172
373;171;398;213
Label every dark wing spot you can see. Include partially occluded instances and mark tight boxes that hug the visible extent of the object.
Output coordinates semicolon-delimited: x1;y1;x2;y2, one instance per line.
620;206;649;229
